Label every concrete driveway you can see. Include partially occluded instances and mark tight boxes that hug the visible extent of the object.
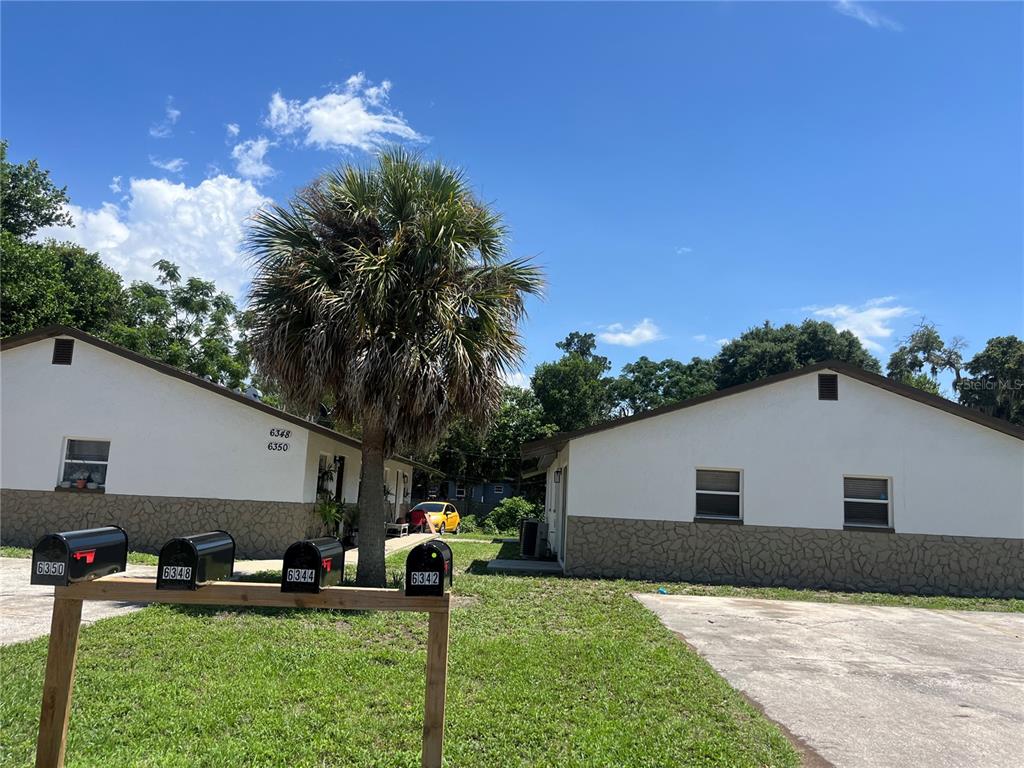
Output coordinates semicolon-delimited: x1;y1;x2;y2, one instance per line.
1;557;157;646
637;594;1024;768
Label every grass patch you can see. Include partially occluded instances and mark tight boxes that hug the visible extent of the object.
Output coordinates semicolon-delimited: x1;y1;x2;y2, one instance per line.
1;545;158;566
0;540;797;768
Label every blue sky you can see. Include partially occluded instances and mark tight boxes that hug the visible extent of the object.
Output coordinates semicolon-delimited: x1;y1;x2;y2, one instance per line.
3;1;1021;381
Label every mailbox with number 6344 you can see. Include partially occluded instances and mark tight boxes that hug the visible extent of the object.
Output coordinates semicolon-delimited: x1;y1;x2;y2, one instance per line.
30;526;128;586
404;540;453;596
281;537;345;593
157;531;235;590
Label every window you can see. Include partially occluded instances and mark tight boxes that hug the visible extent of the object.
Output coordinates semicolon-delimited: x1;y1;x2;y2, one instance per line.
818;374;839;400
493;485;504;495
455;482;466;499
52;339;75;365
61;439;110;486
696;469;741;520
843;476;890;528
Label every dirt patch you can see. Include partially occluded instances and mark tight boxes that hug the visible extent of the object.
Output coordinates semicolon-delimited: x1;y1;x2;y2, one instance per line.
452;595;481;609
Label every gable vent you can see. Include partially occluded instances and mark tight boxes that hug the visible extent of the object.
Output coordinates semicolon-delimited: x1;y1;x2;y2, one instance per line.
51;339;75;365
818;373;838;400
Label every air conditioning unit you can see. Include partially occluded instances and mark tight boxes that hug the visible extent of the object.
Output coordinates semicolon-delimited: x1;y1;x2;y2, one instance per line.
519;518;542;559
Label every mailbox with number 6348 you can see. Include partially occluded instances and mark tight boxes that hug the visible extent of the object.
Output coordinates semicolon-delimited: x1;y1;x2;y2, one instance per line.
281;537;345;593
404;540;453;596
30;526;128;586
157;531;235;590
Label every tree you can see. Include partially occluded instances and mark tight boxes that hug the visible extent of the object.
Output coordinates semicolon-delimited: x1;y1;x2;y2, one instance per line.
0;231;124;338
430;386;557;483
103;260;251;388
531;332;616;431
959;336;1024;425
1;139;72;239
612;355;717;414
715;320;880;388
887;320;965;396
246;149;543;586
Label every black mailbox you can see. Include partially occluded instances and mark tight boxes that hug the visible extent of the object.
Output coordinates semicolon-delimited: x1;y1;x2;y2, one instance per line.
30;526;128;586
157;531;235;590
281;537;345;593
404;540;453;596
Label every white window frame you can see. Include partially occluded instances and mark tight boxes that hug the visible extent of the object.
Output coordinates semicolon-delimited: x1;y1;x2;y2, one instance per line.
455;482;466;499
843;475;892;529
695;467;743;521
493;484;504;495
59;437;111;487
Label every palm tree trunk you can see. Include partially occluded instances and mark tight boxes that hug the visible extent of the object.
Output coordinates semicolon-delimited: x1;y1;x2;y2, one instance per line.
356;422;387;587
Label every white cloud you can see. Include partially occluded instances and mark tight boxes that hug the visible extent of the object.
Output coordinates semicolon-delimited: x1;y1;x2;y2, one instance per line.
149;96;181;138
598;319;665;347
692;334;708;343
833;1;902;31
35;175;271;299
504;371;531;388
225;123;240;139
715;338;730;347
109;176;122;194
266;72;422;151
807;296;912;352
149;156;187;174
231;137;275;180
676;246;693;255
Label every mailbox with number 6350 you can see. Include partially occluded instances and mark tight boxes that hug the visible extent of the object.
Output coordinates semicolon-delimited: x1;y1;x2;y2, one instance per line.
157;531;235;590
281;537;345;593
404;540;453;596
30;526;128;586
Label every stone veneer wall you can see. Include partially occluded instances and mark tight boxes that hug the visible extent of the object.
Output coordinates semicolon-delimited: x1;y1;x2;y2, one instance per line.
1;489;322;558
565;515;1024;598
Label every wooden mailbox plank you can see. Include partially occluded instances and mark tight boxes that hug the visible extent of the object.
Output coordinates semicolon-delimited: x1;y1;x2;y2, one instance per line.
35;597;83;768
35;577;451;768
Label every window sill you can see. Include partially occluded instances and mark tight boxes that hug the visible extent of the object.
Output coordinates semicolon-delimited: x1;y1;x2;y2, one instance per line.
54;486;106;494
843;524;893;534
694;515;743;525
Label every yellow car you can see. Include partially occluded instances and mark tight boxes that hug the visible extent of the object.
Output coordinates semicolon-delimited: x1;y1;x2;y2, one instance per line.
410;501;461;535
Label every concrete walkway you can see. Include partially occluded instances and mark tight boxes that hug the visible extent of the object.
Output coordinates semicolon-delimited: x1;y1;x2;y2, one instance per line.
232;531;435;575
1;535;434;646
1;557;157;645
637;594;1024;768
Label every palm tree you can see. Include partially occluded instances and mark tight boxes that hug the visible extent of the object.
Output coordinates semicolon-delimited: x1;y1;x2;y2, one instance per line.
245;149;543;586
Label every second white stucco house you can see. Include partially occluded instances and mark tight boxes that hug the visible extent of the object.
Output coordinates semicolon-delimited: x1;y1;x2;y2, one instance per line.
523;362;1024;597
0;326;429;556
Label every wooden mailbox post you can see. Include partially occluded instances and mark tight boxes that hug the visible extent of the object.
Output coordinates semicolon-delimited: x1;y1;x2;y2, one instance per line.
34;577;451;768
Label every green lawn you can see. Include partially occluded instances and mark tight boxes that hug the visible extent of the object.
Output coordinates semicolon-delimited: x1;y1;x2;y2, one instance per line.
0;540;797;768
1;545;159;566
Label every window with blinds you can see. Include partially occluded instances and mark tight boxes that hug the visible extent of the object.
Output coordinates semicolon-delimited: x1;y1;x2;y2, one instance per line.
61;439;110;487
696;469;741;519
843;476;890;527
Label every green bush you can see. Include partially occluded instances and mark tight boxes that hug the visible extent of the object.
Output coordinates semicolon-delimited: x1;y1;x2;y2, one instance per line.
459;514;480;533
487;496;537;534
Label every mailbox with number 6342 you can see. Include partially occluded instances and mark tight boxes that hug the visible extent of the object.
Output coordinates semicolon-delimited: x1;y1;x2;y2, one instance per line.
404;540;453;596
281;537;345;593
157;531;235;590
30;526;128;586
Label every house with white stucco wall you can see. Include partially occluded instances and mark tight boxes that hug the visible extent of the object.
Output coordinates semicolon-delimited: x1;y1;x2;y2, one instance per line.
523;362;1024;597
0;326;429;557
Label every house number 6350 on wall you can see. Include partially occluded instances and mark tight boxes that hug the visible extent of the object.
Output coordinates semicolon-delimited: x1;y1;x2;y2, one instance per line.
267;441;290;452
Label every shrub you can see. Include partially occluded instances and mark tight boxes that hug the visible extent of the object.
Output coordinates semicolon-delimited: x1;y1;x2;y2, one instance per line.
487;496;537;534
459;514;480;533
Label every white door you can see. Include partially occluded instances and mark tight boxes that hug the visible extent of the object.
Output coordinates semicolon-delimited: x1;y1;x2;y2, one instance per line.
558;467;568;565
